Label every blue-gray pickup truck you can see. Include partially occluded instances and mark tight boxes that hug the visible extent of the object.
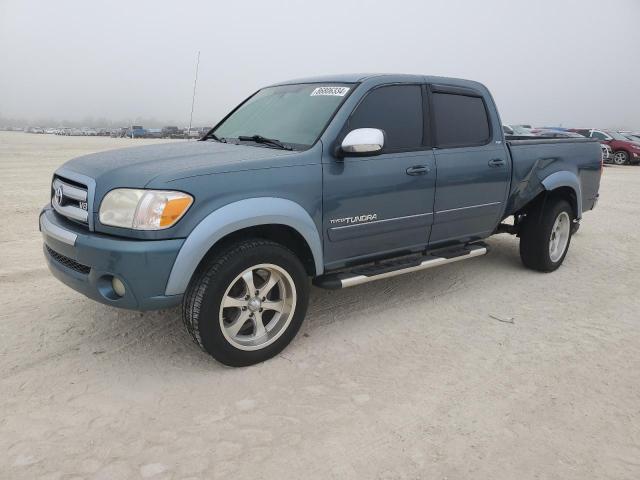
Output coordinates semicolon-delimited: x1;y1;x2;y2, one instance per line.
40;74;602;366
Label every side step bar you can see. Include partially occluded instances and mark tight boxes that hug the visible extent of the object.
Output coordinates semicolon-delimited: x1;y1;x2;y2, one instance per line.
314;244;488;289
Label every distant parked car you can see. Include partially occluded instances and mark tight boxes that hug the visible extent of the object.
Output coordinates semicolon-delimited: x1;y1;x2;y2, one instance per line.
601;144;613;164
161;126;182;138
81;128;98;136
125;126;147;138
110;127;127;138
503;124;536;137
185;127;211;139
28;127;45;134
569;129;640;165
145;128;163;139
620;132;640;143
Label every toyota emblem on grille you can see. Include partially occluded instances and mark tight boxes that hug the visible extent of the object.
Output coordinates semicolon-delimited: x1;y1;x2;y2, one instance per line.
55;186;63;205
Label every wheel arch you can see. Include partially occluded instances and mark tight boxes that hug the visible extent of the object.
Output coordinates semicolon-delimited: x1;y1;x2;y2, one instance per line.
613;149;630;163
165;198;323;296
540;171;582;219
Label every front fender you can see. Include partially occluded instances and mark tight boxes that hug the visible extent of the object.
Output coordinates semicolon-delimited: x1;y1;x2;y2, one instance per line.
164;197;323;296
541;170;583;218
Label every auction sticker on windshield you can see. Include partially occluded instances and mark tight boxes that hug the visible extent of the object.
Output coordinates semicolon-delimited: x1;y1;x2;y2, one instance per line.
310;86;350;96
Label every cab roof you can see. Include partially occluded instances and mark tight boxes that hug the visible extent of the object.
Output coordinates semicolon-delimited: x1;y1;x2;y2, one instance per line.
269;73;487;91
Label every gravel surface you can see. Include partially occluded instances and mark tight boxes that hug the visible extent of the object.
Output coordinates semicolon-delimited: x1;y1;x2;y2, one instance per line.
1;131;639;479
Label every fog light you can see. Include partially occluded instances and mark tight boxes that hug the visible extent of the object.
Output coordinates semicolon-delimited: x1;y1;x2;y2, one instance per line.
111;277;126;297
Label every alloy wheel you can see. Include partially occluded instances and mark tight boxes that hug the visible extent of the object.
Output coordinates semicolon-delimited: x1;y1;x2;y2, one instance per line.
219;264;296;351
549;212;571;263
613;152;628;165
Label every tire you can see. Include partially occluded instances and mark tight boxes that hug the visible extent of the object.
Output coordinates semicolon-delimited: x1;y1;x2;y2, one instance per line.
183;238;310;367
519;198;574;272
613;150;629;165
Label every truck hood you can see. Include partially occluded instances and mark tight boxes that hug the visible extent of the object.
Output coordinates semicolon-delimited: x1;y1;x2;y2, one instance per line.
61;141;307;188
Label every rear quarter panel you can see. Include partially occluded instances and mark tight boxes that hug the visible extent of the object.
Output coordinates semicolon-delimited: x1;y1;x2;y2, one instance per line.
506;139;601;217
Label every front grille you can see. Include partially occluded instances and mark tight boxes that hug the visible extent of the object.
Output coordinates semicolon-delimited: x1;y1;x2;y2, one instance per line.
52;176;89;225
45;245;91;275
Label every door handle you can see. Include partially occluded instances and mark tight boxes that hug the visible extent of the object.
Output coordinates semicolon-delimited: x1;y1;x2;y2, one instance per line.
488;158;506;167
406;165;430;176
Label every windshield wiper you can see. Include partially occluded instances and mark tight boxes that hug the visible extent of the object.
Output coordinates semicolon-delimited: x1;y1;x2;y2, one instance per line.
201;131;227;143
237;134;293;151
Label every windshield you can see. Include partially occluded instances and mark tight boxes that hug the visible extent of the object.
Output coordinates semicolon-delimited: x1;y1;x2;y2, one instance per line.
212;83;353;149
606;130;628;141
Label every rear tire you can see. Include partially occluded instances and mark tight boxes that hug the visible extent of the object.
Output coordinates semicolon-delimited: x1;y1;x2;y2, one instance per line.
183;238;310;367
519;199;574;272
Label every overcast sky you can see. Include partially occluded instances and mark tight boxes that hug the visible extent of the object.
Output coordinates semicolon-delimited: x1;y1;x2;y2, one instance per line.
1;0;639;128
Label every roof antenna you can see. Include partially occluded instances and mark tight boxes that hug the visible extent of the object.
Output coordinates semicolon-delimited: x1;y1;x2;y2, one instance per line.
188;51;201;139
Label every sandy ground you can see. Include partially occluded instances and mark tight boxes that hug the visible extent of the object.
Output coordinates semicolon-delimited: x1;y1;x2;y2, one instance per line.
0;131;639;479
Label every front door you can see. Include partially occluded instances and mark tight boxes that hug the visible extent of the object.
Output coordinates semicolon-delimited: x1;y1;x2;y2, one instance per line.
428;87;511;246
322;84;436;270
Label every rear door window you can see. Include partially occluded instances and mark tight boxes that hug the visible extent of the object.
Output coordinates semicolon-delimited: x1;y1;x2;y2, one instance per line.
432;92;490;148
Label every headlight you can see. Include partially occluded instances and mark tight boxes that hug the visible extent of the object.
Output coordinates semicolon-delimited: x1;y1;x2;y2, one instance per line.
99;189;193;230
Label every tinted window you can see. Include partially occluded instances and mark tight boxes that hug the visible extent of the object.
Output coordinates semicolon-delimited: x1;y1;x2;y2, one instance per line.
349;85;424;150
591;131;607;140
432;93;490;147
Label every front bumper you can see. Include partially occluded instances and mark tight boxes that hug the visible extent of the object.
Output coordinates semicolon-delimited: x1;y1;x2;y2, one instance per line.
40;206;184;310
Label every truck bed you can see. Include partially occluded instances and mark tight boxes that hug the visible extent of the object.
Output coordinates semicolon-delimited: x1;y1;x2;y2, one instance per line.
504;137;602;218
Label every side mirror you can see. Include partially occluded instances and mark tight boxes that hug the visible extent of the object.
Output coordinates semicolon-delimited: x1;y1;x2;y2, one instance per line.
339;128;385;157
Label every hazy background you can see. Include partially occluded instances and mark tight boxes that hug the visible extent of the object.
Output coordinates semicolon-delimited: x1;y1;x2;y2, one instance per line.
1;0;639;129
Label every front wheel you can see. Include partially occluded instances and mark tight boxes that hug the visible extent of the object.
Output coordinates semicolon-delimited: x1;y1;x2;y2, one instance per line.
613;150;629;165
183;238;309;367
519;199;574;272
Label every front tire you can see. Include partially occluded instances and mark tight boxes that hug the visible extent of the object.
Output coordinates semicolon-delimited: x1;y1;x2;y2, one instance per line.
613;150;629;165
519;199;574;272
183;238;310;367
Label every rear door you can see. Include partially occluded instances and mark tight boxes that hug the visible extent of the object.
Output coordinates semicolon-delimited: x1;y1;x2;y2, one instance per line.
428;85;511;247
322;84;436;270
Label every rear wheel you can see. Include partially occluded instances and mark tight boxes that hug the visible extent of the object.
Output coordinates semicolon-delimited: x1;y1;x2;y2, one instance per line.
519;199;574;272
183;238;309;367
613;150;629;165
